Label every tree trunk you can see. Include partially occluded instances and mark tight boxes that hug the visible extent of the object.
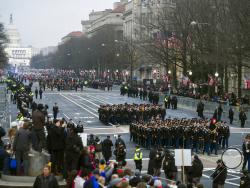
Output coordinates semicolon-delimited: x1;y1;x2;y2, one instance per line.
224;65;228;93
130;56;133;85
182;39;187;75
237;55;242;98
173;62;178;89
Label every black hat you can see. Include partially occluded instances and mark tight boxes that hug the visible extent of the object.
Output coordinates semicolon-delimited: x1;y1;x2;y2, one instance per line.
37;104;44;111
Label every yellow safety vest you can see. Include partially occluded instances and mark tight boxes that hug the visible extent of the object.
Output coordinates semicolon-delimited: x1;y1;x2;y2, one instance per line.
134;149;142;160
17;115;24;121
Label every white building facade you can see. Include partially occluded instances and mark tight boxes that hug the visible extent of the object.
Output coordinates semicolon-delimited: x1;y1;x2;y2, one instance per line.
4;15;32;67
81;1;128;39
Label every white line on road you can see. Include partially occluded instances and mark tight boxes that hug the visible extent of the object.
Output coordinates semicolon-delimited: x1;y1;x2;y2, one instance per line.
72;94;100;107
224;181;240;187
84;127;117;130
62;112;76;124
65;94;98;112
84;131;129;135
226;177;240;181
84;94;113;105
60;94;99;118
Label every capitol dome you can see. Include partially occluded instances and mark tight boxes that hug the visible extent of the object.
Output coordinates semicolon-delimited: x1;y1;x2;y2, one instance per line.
5;14;21;48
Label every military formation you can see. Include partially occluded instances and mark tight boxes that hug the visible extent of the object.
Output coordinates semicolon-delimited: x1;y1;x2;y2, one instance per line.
120;85;161;104
17;69;114;92
130;118;230;155
98;104;166;124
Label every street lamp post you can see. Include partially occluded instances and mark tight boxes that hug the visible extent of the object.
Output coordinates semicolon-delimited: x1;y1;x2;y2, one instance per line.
215;72;219;94
125;71;129;82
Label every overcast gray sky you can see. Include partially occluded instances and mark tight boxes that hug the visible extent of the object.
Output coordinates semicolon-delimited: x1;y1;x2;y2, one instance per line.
0;0;116;48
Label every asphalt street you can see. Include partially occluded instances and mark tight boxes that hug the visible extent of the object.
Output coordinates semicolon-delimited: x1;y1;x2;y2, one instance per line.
8;83;250;187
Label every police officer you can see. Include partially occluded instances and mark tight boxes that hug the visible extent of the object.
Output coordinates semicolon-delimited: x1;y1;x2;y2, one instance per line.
134;145;142;172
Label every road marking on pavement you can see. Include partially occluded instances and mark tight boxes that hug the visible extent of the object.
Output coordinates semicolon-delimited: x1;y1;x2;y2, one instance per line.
224;181;240;186
62;112;76;124
84;127;117;130
74;116;95;119
230;127;250;133
84;131;129;135
65;94;98;112
226;177;240;181
60;94;99;118
84;94;113;105
72;94;100;107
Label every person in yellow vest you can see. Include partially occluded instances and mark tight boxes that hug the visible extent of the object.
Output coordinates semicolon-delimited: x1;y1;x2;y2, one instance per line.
134;145;143;172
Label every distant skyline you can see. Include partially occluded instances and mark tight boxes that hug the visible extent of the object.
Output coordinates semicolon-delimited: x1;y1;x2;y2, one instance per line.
0;0;117;48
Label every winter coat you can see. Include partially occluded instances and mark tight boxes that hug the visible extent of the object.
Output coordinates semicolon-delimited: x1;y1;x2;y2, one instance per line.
190;158;203;178
13;127;31;152
229;108;234;119
102;138;113;157
147;148;156;175
212;165;227;184
239;112;247;122
32;110;45;130
154;150;164;169
115;138;126;148
47;125;65;151
163;155;177;173
33;174;58;188
78;153;92;171
242;142;250;157
65;133;83;159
